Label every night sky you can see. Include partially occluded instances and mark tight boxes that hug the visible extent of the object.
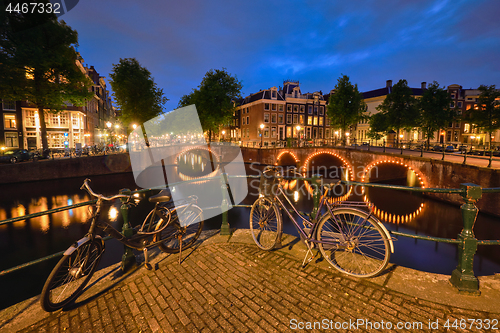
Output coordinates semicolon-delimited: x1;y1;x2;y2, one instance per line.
62;0;500;111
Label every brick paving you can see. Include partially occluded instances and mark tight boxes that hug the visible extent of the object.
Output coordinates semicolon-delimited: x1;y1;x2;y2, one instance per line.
1;231;499;332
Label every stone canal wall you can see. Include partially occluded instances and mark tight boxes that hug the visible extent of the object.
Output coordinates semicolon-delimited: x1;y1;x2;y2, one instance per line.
0;153;132;185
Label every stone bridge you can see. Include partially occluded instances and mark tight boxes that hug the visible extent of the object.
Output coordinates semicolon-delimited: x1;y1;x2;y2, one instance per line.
240;147;500;215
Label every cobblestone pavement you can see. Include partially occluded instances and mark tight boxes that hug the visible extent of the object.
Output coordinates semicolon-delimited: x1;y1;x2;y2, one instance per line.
2;231;499;332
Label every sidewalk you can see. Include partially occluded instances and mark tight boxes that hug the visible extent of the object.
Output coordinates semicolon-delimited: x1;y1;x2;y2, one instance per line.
1;229;499;332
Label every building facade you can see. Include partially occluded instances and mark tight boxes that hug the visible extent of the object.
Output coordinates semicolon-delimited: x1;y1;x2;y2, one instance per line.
234;81;329;147
0;57;116;150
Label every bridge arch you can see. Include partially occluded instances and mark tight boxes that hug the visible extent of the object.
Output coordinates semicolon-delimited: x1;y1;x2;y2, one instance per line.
276;151;300;167
175;146;220;182
302;150;354;181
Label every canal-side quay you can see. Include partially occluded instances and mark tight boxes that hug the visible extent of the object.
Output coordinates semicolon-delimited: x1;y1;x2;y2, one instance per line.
1;230;499;332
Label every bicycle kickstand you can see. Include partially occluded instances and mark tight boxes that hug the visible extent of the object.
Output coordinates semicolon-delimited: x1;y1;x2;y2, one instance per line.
301;241;317;268
143;248;153;270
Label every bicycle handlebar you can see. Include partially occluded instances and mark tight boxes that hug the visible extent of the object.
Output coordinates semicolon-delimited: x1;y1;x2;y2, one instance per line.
80;178;133;201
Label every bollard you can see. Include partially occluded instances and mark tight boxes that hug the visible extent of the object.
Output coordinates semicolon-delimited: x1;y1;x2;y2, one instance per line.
449;183;481;295
442;144;445;161
463;149;467;165
219;172;231;235
488;152;492;168
310;175;322;220
120;188;137;272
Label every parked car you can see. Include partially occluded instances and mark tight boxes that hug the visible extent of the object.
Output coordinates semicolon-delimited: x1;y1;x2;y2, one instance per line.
432;145;443;151
0;148;33;163
457;144;468;152
445;145;455;152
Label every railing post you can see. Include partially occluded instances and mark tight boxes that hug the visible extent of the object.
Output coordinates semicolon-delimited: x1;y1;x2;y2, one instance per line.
450;183;481;295
310;175;322;220
219;172;231;235
120;188;137;272
488;152;493;168
420;145;423;157
463;149;467;165
442;144;445;160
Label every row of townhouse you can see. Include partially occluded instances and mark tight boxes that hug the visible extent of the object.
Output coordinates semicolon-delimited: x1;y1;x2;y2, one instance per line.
225;80;499;148
0;56;118;151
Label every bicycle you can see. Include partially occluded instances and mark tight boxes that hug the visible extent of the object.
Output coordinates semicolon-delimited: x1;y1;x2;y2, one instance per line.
40;178;204;312
249;166;394;278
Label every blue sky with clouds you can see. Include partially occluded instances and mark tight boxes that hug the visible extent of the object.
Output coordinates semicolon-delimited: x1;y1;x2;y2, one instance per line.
62;0;500;111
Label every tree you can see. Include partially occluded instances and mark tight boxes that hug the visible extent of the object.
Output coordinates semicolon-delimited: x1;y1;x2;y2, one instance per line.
0;2;93;151
469;85;500;150
376;79;418;147
367;112;388;141
326;75;367;145
109;58;168;131
178;68;242;142
418;81;455;149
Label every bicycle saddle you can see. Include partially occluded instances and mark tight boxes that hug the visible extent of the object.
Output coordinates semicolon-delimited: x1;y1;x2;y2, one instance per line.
149;189;172;203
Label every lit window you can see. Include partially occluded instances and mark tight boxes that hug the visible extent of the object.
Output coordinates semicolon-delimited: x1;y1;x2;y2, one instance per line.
319;117;323;126
271;114;277;123
279;105;284;111
5;132;19;147
313;117;318;126
464;124;470;133
278;114;283;124
264;113;270;123
287;114;292;124
293;115;298;124
4;114;16;129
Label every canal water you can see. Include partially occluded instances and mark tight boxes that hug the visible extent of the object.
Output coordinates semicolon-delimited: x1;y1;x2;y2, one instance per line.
1;157;499;310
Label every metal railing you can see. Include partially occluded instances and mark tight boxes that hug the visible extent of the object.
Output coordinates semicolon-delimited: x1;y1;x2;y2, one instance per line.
0;174;499;296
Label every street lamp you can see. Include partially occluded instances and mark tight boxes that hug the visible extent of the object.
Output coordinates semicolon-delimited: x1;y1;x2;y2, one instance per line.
345;132;350;146
334;131;339;146
221;130;225;142
132;124;137;130
260;124;264;148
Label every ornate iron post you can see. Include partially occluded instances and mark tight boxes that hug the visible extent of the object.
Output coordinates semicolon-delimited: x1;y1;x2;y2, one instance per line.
449;183;481;295
220;172;231;235
310;175;322;220
120;188;136;272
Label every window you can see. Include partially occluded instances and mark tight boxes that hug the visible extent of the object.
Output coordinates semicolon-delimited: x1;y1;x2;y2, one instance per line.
300;105;305;113
455;122;460;128
464;123;470;133
450;102;455;108
272;104;277;111
326;129;330;138
306;127;311;139
299;115;304;124
319;128;323;139
4;114;16;129
454;131;459;141
308;105;313;114
2;100;15;110
319;117;323;126
25;110;37;127
313;116;318;126
264;103;270;110
271;114;277;123
264;113;270;123
447;131;451;142
287;105;292;112
326;117;330;126
5;132;19;147
319;106;324;115
242;117;246;125
286;126;292;138
293;105;298;113
278;105;284;112
272;91;277;98
264;127;269;138
458;101;463;108
448;122;453;128
307;117;312;125
271;126;276;138
451;94;456;99
246;116;249;125
293;114;298;124
278;114;284;124
287;114;292;124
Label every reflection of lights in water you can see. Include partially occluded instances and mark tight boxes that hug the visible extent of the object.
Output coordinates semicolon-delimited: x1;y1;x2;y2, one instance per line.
0;208;6;221
67;198;73;206
293;191;299;202
109;207;119;221
361;160;426;224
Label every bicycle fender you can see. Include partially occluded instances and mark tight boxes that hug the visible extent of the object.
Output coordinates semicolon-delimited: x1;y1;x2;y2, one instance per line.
63;235;105;255
374;220;394;254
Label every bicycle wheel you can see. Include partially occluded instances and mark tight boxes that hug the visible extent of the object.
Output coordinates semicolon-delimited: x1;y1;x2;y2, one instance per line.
41;239;103;312
249;196;282;250
155;205;204;253
316;208;390;278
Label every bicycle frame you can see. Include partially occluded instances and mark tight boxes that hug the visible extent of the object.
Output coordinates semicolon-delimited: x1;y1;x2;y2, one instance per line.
84;196;197;251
